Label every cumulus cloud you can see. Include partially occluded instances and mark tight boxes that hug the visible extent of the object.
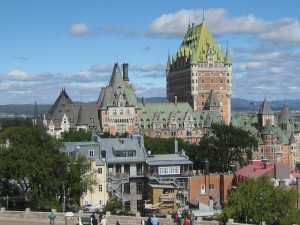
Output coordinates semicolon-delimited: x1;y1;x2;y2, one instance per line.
7;70;32;81
148;8;300;42
68;23;89;36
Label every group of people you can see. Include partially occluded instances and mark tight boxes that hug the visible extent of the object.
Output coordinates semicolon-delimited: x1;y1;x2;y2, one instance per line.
175;209;195;225
90;213;109;225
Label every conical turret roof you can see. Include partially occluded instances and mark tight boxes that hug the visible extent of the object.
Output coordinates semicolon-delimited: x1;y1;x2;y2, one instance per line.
258;99;273;115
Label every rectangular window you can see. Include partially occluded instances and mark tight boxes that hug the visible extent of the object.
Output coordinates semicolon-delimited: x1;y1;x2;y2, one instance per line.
124;164;130;175
89;150;94;157
99;185;103;192
101;151;106;158
125;201;130;211
137;182;142;194
137;200;143;213
209;184;215;190
98;168;103;174
124;183;130;194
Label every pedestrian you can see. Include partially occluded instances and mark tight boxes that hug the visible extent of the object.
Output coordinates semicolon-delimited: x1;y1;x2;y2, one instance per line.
100;215;108;225
116;219;120;225
48;211;56;225
189;210;195;225
222;213;228;225
183;218;189;225
147;215;152;225
99;213;103;223
176;209;182;225
151;214;159;225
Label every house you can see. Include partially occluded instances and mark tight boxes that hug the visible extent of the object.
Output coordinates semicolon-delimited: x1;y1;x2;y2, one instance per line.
62;142;108;207
144;146;194;214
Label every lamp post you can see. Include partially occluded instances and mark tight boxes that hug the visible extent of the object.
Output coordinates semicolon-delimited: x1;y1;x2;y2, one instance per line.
62;181;66;213
259;193;264;225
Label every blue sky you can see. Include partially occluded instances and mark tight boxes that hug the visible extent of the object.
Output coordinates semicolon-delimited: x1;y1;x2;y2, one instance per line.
1;0;300;104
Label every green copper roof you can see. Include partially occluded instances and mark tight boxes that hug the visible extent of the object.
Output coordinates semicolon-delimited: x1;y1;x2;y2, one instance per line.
224;44;232;65
173;22;225;64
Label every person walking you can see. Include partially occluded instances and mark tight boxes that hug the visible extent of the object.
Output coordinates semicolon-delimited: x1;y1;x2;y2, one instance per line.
116;219;120;225
100;215;108;225
189;210;195;225
147;215;152;225
151;214;159;225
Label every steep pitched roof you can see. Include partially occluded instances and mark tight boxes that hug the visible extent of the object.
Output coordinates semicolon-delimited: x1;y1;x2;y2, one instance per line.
174;21;225;64
278;104;295;127
98;63;137;109
49;88;73;116
203;89;220;109
258;98;273;115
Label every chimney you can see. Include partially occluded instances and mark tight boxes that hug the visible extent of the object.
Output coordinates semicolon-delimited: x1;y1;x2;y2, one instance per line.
142;97;146;107
174;139;178;154
174;96;178;107
122;62;129;82
205;159;209;175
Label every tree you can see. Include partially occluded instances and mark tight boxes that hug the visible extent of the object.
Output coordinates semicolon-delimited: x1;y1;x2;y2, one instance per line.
144;136;197;155
60;129;93;142
0;126;67;210
224;176;300;225
103;196;124;214
197;123;257;172
66;155;97;205
0;118;32;132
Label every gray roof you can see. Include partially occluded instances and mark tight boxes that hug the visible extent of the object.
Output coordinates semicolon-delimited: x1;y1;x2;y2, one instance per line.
63;136;147;165
258;98;273;115
97;63;138;109
99;136;147;164
63;142;105;166
146;153;193;166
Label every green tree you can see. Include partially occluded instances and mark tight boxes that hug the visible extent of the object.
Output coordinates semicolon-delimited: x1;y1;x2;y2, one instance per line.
66;155;97;205
197;123;257;172
60;129;93;142
0;118;32;132
144;136;197;155
0;126;67;210
224;176;300;225
103;196;124;214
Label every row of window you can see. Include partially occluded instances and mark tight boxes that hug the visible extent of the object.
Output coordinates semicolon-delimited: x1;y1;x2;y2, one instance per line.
158;166;180;175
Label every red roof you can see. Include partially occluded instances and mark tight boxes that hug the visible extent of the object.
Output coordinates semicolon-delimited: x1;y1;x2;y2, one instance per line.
235;160;273;179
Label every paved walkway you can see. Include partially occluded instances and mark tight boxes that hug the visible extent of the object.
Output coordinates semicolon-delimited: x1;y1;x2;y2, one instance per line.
0;218;65;225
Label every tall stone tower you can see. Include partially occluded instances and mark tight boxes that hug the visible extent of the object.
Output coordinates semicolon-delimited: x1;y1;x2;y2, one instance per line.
166;20;232;124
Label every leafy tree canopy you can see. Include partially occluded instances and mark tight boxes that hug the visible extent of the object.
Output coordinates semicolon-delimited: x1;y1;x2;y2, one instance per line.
224;176;300;225
0;126;67;210
66;155;97;205
0;118;32;132
144;136;197;155
197;123;257;172
103;196;124;215
60;129;93;142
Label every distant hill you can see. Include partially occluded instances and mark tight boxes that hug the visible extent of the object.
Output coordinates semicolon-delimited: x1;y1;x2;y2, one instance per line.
1;98;300;117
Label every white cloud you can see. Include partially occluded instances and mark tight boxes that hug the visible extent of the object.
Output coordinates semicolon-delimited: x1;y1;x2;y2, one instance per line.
148;8;300;42
68;23;89;36
7;70;32;81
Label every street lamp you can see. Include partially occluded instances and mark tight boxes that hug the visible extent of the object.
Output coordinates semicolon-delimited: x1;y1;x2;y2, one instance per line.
259;193;264;225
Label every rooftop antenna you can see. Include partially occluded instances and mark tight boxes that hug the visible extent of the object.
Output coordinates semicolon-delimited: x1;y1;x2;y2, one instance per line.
117;53;118;63
188;17;191;29
202;8;205;22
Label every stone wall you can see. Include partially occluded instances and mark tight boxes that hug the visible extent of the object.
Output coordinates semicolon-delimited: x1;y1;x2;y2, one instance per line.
0;208;249;225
